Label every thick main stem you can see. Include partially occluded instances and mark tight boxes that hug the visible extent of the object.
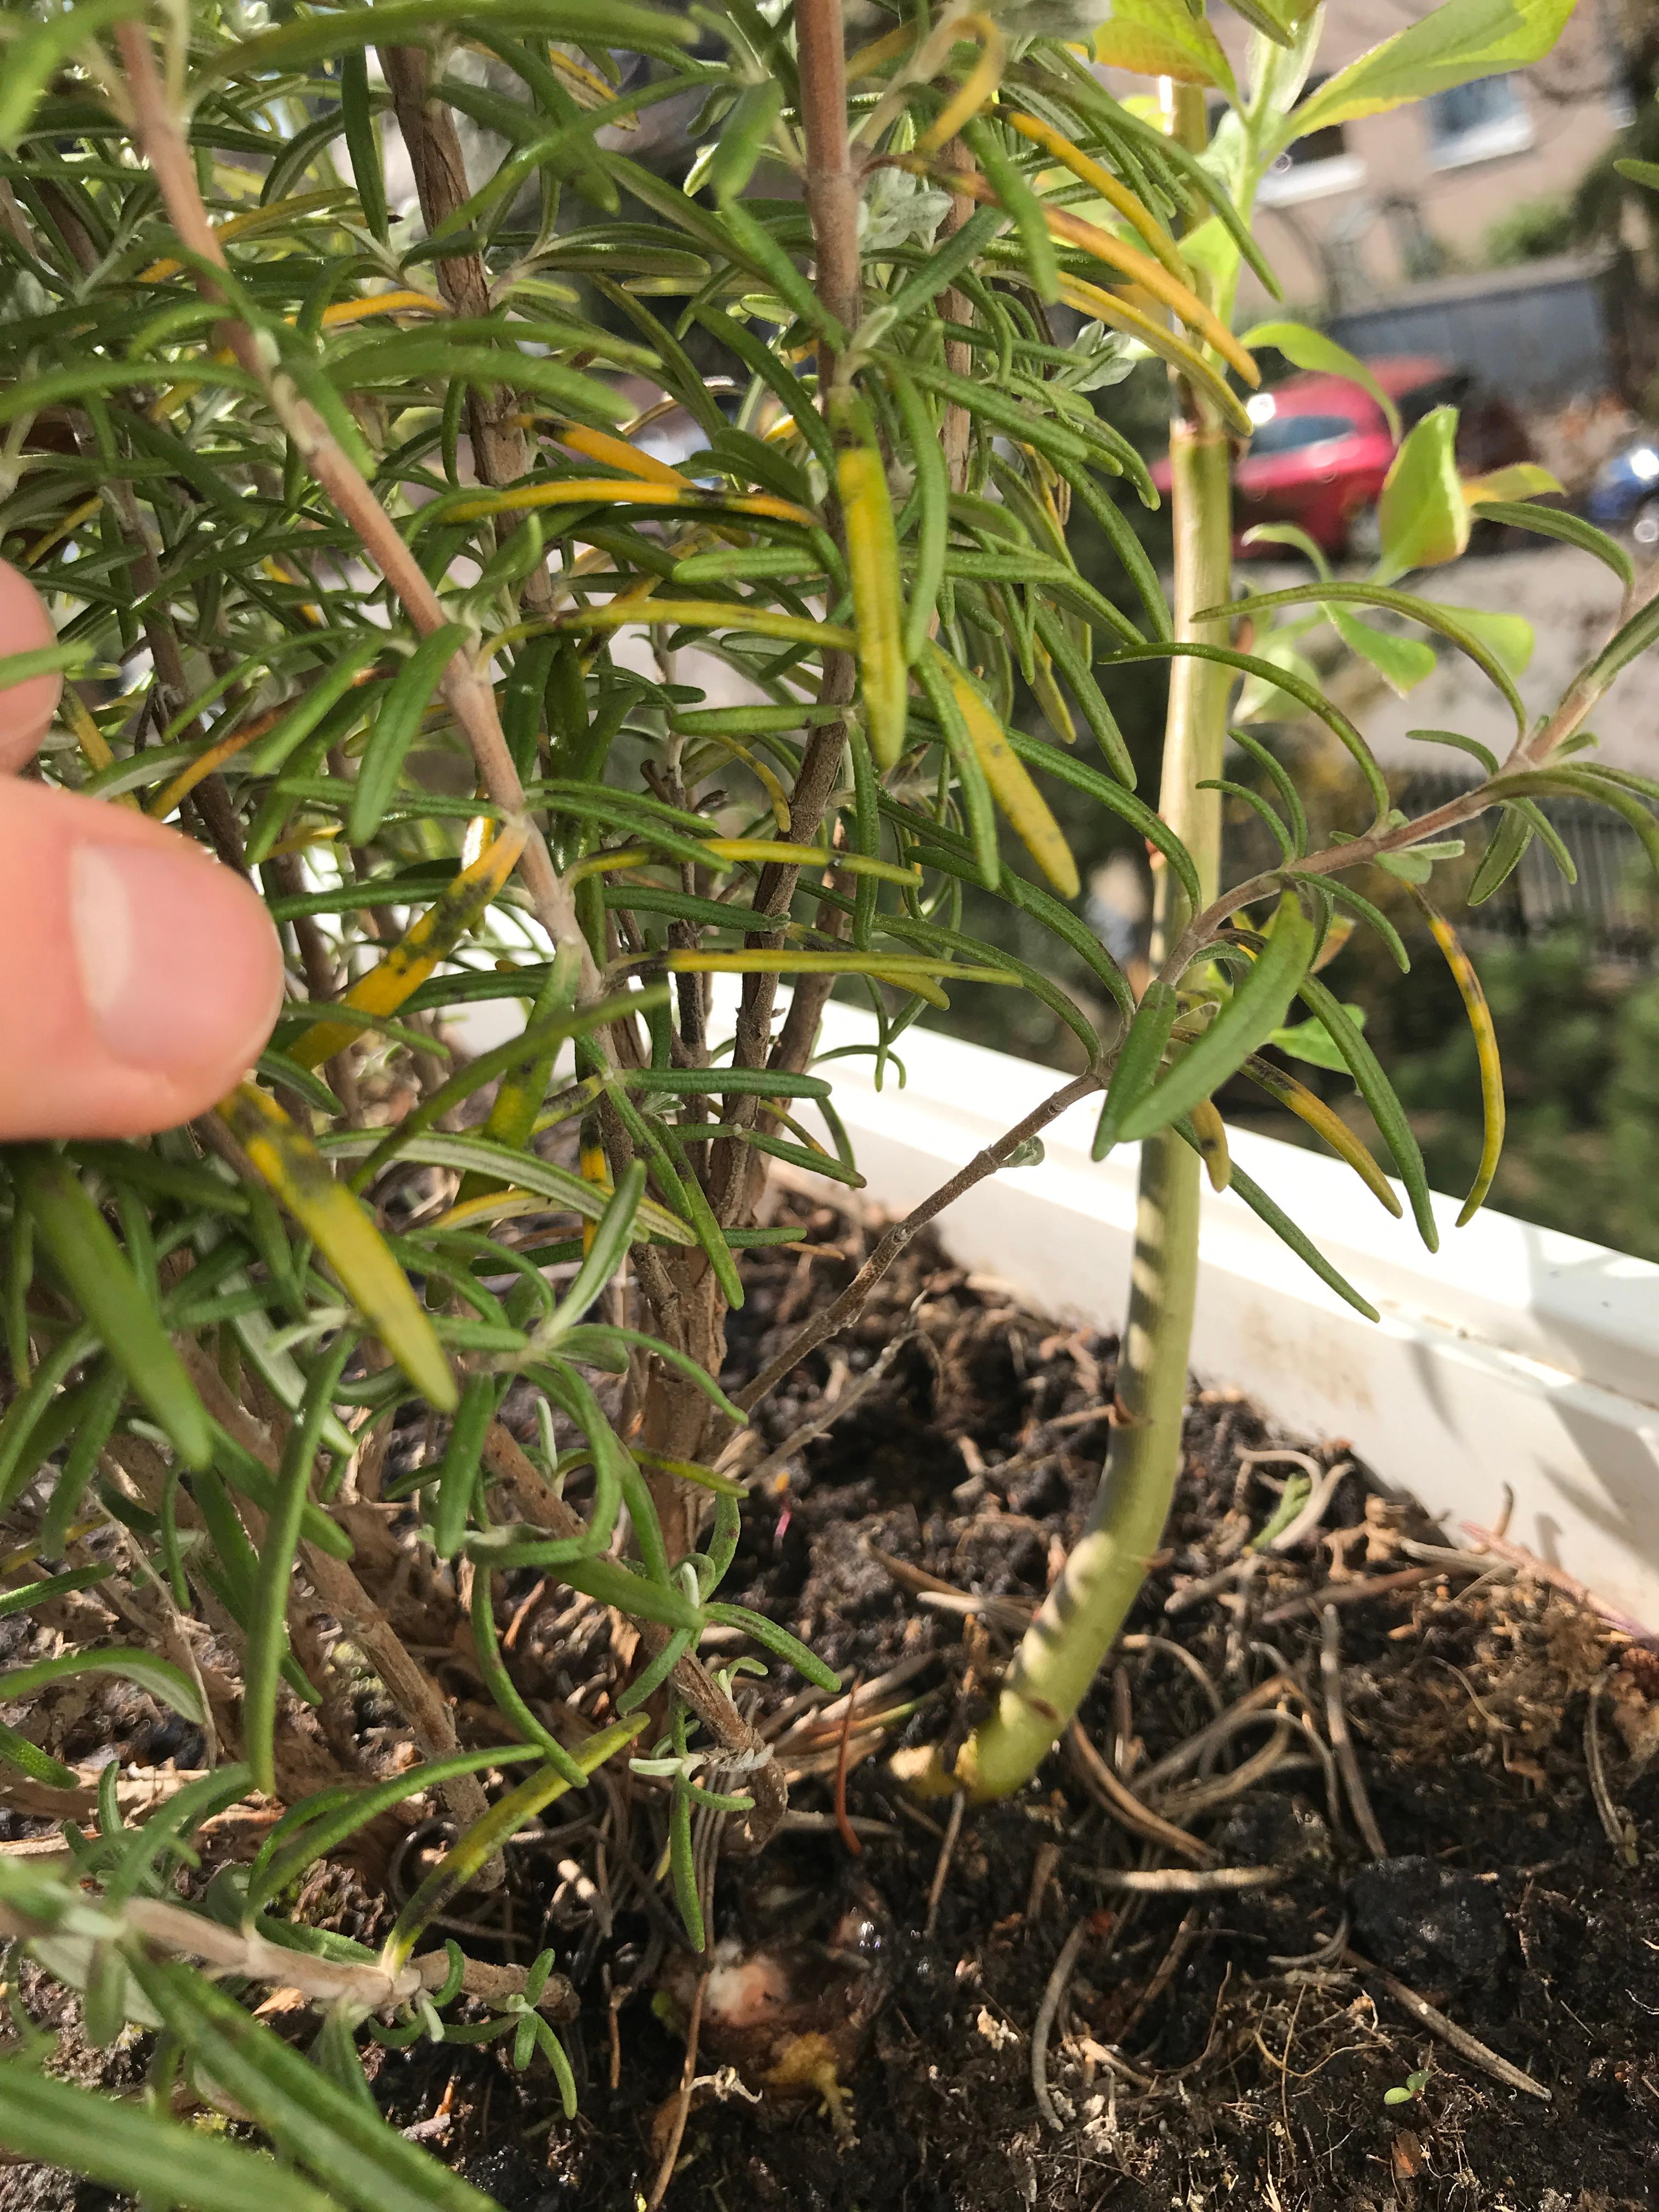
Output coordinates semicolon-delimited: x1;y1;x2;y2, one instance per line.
962;100;1234;1792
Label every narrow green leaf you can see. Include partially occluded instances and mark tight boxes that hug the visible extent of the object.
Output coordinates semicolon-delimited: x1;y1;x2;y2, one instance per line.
1297;973;1438;1250
245;1336;356;1796
702;1601;839;1690
0;2064;342;2212
1179;1125;1381;1321
1119;894;1317;1143
1093;979;1179;1160
348;624;470;845
16;1151;211;1470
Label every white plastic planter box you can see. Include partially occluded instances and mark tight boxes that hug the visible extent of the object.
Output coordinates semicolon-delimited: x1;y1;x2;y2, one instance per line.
805;1004;1659;1634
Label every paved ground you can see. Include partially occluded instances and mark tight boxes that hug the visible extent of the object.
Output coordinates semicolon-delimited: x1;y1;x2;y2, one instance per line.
1256;540;1659;774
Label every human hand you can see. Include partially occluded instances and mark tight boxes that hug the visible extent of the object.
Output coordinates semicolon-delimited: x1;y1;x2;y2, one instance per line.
0;560;283;1141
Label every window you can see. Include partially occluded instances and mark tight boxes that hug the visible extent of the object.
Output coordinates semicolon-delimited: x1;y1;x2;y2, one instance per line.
1247;411;1363;455
1257;75;1366;205
1426;74;1533;168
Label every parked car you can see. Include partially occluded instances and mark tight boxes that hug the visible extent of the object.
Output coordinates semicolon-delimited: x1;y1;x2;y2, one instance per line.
1151;357;1534;560
1584;437;1659;547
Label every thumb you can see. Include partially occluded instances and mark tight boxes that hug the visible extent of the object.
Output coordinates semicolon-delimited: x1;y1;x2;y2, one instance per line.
0;779;286;1142
0;566;284;1142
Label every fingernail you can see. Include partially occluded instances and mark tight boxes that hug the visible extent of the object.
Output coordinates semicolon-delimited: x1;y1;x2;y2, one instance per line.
70;842;281;1078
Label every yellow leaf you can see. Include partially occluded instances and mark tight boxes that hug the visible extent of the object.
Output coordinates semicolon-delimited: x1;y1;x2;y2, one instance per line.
444;481;815;527
553;422;693;488
286;822;528;1069
838;443;909;770
1006;110;1192;284
1463;463;1564;506
934;657;1080;900
219;1085;457;1410
318;290;448;328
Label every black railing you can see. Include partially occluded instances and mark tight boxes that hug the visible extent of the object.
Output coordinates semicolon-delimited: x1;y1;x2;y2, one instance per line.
1221;770;1659;964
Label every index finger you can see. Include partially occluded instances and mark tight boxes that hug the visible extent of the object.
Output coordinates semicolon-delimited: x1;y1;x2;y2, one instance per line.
0;560;63;768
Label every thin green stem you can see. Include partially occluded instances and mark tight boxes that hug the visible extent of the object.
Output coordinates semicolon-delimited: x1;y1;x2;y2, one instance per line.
961;86;1237;1801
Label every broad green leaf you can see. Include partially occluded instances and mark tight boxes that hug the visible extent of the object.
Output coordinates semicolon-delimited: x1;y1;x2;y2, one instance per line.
1430;602;1533;680
1329;606;1437;696
1378;408;1469;574
1205;582;1525;727
1268;1008;1367;1072
1277;0;1577;143
1092;0;1238;95
1463;464;1562;505
1241;321;1401;440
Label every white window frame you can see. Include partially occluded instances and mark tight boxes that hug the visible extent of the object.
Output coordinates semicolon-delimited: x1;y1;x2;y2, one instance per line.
1256;151;1367;206
1426;77;1534;170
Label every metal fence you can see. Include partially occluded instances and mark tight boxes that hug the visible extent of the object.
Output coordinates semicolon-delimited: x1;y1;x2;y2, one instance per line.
1223;770;1658;965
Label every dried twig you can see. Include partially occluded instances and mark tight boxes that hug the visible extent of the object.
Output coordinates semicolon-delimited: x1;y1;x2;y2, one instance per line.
646;1971;708;2212
1262;1567;1435;1627
924;1791;966;1940
1344;1949;1551;2102
1066;1721;1214;1867
1032;1916;1089;2131
1321;1605;1386;1859
740;1330;916;1489
735;1074;1098;1412
1585;1674;1639;1867
1078;1864;1284;1895
834;1678;862;1858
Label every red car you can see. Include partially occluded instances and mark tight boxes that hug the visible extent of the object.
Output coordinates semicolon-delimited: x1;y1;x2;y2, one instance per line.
1150;357;1533;560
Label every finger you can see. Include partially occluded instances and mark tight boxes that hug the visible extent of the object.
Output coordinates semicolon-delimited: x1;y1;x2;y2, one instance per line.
0;777;285;1141
0;560;63;769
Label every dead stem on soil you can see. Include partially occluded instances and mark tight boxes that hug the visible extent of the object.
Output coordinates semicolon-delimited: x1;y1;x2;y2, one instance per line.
924;1792;966;1940
1585;1673;1639;1867
1320;1606;1387;1860
1079;1864;1284;1895
647;1971;708;2212
1032;1915;1090;2131
734;1075;1098;1413
1342;1949;1551;2102
1066;1720;1214;1867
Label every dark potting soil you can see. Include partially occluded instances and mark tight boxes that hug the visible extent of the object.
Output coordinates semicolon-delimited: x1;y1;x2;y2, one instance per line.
9;1188;1659;2212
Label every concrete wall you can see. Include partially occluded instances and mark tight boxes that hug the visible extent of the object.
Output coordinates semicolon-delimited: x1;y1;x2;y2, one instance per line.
1103;0;1629;311
1324;254;1615;400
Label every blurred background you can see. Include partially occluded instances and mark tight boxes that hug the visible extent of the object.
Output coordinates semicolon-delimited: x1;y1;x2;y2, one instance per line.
924;0;1659;1264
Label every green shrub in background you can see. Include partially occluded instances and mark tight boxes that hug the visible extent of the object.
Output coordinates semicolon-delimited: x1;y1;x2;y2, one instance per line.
0;0;1652;2200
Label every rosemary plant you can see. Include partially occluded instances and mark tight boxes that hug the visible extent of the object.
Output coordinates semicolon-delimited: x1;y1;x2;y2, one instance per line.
0;0;1643;2196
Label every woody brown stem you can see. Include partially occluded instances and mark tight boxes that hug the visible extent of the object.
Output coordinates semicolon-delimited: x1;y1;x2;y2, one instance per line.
112;20;594;996
377;46;552;616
